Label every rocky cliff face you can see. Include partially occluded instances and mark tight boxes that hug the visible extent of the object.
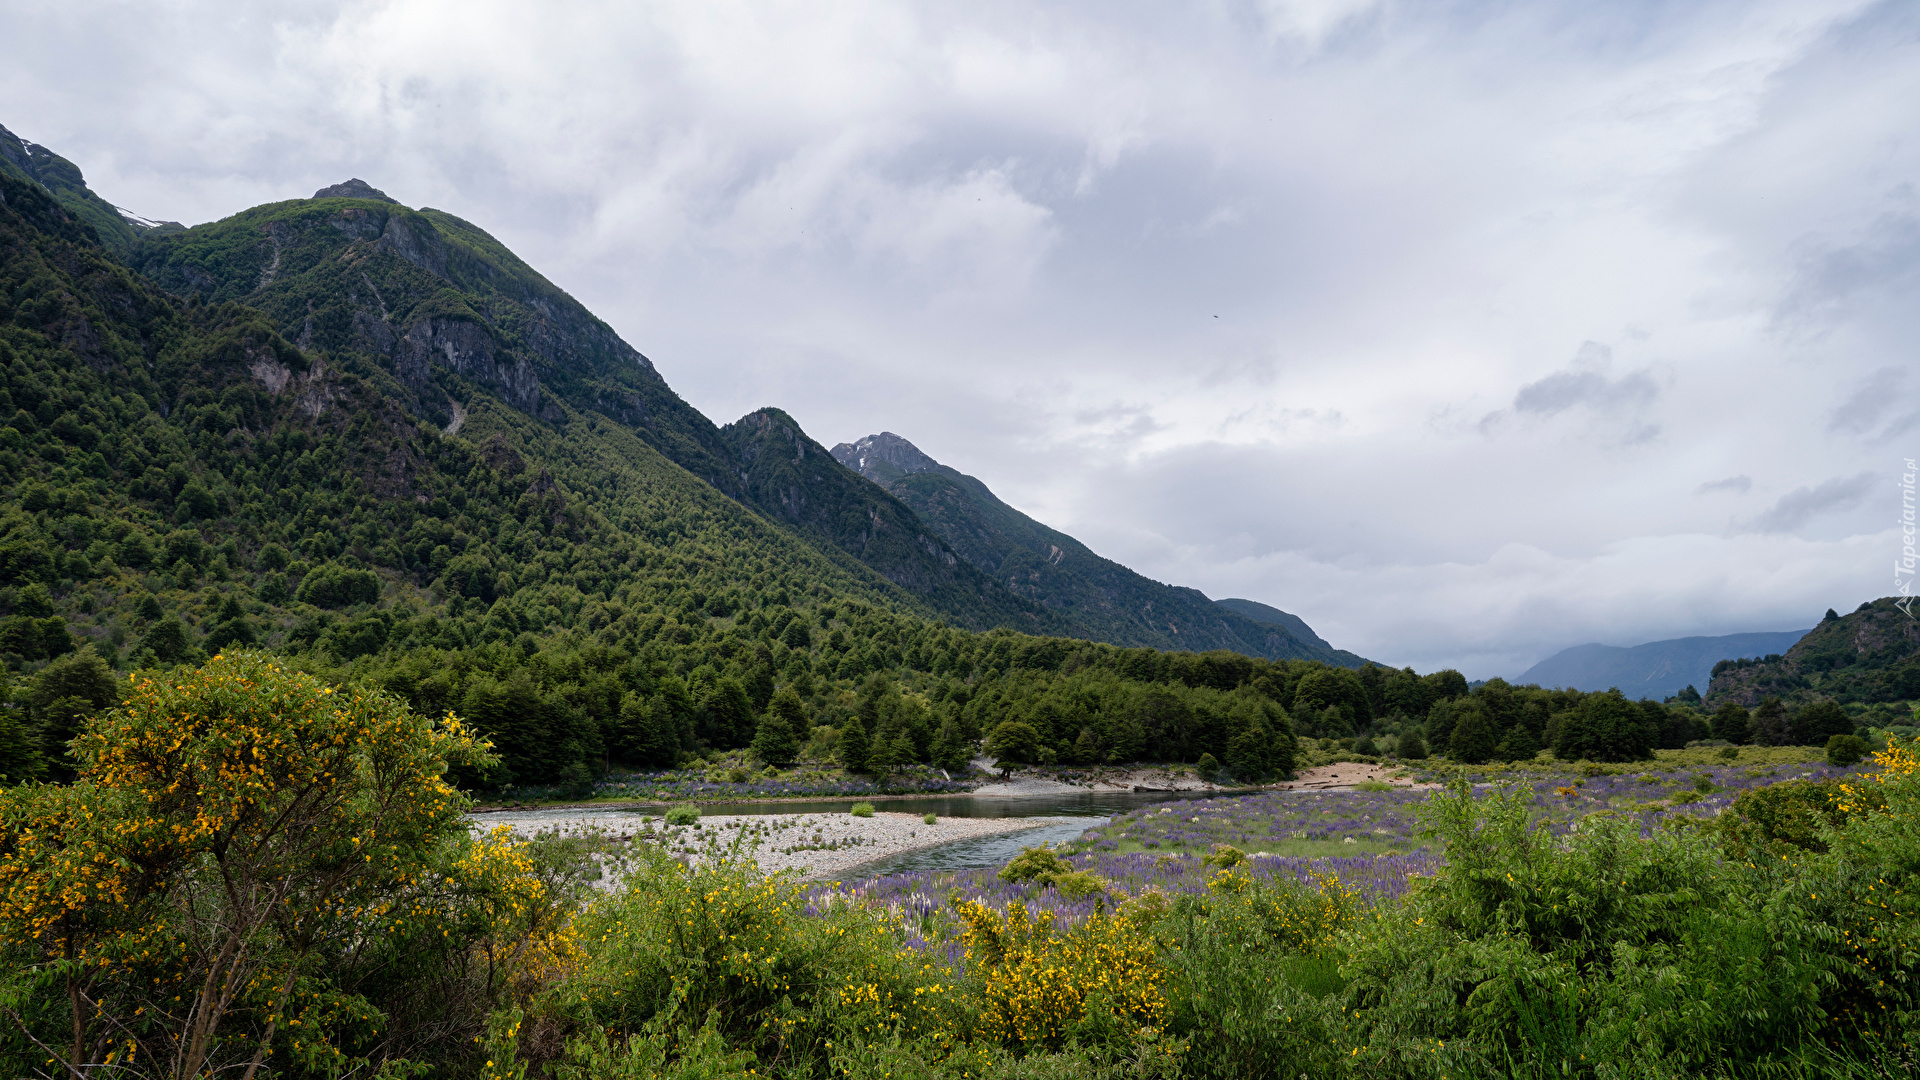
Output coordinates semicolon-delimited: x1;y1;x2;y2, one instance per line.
830;432;941;484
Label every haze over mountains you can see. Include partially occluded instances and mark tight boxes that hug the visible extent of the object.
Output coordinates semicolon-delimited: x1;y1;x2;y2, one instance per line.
1518;629;1813;702
830;432;1362;665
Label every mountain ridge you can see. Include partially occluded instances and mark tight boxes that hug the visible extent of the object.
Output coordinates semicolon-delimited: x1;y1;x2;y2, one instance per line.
830;432;1367;666
1706;599;1920;709
1519;629;1812;701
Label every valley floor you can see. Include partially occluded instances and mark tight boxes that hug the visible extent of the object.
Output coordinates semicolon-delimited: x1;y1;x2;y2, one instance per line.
469;806;1082;880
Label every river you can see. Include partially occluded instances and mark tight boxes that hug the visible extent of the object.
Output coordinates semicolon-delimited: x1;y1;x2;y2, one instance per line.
479;789;1230;874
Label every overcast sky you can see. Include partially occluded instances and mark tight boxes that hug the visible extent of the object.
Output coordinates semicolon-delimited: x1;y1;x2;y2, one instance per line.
5;0;1916;676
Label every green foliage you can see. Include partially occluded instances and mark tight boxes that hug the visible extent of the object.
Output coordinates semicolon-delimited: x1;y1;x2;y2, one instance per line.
294;561;381;607
849;801;876;818
987;720;1043;766
1708;776;1881;857
1706;598;1920;710
1826;732;1869;767
998;845;1071;884
664;804;700;827
0;652;534;1080
1397;729;1427;759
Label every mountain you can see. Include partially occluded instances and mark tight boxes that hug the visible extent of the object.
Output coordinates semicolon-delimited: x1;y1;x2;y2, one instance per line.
1706;599;1920;708
0;123;180;254
1519;629;1812;701
1213;597;1332;651
121;181;1044;633
0;132;1373;789
830;432;1366;666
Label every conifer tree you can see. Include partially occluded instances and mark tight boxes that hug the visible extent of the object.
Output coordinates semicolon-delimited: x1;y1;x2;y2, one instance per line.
931;716;970;773
839;714;872;772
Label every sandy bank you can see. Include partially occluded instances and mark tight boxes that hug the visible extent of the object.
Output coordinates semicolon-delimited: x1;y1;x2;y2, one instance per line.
471;808;1085;881
1269;762;1440;791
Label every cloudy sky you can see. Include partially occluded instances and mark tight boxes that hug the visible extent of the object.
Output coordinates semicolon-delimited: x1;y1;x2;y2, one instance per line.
5;0;1916;676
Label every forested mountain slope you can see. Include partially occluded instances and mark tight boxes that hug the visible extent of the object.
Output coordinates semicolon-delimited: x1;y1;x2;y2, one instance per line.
1706;599;1920;708
831;431;1366;665
0;155;1335;788
121;185;1038;630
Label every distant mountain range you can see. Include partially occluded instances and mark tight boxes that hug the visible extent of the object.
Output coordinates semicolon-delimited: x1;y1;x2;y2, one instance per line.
1519;629;1812;700
830;432;1366;666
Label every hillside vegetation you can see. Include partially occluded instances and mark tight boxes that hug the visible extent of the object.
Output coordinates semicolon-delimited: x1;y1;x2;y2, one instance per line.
2;158;1906;799
1708;599;1920;716
5;654;1915;1079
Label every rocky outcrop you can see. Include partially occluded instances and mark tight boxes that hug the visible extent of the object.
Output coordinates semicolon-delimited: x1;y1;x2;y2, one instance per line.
312;178;399;204
396;316;541;412
831;432;941;482
1705;599;1920;707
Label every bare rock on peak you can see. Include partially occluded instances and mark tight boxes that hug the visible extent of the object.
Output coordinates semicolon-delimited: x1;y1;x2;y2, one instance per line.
830;432;940;483
312;178;399;204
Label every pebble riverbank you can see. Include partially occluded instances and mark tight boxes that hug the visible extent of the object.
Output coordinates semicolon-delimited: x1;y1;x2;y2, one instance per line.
470;808;1087;880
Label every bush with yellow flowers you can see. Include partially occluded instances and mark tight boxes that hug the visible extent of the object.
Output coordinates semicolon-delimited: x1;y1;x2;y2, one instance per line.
551;845;965;1077
952;898;1169;1056
0;651;594;1080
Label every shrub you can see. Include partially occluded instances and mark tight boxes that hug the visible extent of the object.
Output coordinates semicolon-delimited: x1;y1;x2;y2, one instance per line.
1826;732;1869;767
999;845;1069;884
293;562;381;608
1709;776;1881;856
849;801;875;818
1195;752;1221;778
561;850;955;1072
924;812;938;825
953;899;1168;1054
1340;778;1833;1070
664;804;700;826
0;651;518;1080
1202;843;1246;868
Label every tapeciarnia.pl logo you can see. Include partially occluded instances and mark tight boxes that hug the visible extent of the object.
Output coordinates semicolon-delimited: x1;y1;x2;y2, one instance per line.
1899;457;1917;619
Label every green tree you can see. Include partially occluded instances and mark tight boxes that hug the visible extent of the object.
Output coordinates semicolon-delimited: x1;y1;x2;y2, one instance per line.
750;696;801;766
1712;702;1751;745
1398;728;1428;760
838;714;872;772
27;643;119;779
931;715;971;773
985;720;1042;767
1447;703;1497;764
142;616;193;665
1750;697;1790;746
1795;701;1855;746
